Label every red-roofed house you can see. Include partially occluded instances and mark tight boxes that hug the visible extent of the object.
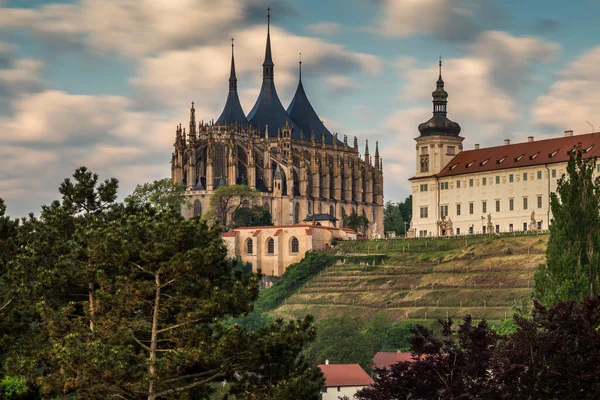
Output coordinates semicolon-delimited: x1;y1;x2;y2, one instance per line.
373;351;416;370
221;225;358;276
408;64;600;237
318;362;373;400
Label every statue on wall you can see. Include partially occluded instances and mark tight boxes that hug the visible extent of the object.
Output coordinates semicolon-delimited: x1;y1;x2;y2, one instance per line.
487;213;494;234
529;210;537;231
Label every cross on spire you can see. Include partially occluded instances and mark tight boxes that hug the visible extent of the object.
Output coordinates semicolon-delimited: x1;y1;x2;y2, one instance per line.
267;6;271;32
299;52;302;81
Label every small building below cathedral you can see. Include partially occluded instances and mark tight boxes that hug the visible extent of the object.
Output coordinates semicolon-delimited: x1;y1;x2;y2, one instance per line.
171;10;384;238
222;224;358;277
409;61;600;237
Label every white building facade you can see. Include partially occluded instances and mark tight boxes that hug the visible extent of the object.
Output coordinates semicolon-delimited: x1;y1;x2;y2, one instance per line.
409;63;600;237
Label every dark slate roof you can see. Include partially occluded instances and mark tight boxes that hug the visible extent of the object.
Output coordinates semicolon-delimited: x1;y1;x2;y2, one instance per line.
287;78;340;145
247;78;302;139
215;43;248;126
303;213;338;222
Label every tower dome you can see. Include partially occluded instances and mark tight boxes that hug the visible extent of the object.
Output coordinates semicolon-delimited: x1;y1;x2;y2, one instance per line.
418;60;461;137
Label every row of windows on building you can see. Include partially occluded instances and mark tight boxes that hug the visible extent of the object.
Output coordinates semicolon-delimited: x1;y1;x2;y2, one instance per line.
245;237;299;255
419;195;544;218
419;169;565;192
419;221;543;237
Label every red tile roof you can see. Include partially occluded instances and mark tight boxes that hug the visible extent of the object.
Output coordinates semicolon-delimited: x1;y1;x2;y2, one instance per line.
252;230;261;237
318;364;374;387
373;352;416;370
233;224;340;231
306;228;312;235
221;231;238;237
273;228;283;237
411;132;600;180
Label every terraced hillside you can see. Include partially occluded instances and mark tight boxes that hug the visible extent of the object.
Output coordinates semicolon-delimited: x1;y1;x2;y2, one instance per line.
273;234;548;323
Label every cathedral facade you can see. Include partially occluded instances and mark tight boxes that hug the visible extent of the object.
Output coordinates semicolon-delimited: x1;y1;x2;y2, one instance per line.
171;13;384;237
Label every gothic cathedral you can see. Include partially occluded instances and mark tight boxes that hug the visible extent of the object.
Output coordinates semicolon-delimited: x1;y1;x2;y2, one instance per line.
170;12;384;238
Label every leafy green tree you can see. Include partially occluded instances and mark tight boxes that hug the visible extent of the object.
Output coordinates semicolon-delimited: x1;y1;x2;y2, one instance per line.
534;144;600;305
383;201;405;236
209;184;259;229
1;168;323;399
343;212;370;235
232;205;273;227
398;195;412;227
126;178;186;212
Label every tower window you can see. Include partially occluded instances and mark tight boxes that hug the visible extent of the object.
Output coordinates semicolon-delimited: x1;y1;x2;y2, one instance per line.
291;237;299;253
246;239;253;254
482;201;487;213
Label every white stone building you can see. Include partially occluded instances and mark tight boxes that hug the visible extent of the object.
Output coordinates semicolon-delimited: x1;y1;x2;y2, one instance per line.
409;62;600;237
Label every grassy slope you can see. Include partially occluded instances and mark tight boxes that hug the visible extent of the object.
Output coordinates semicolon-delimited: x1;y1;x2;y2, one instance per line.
272;233;548;323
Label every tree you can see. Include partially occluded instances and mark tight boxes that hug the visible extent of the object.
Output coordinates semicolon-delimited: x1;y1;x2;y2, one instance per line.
1;168;323;399
534;144;600;305
343;212;370;235
357;317;498;400
383;201;405;236
209;184;259;229
126;178;186;212
232;205;273;227
398;195;412;227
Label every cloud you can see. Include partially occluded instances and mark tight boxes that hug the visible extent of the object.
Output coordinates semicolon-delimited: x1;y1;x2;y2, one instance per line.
532;46;600;134
325;75;357;95
131;25;382;111
353;105;374;121
0;42;44;115
306;22;341;36
0;89;176;218
0;0;274;57
369;0;486;42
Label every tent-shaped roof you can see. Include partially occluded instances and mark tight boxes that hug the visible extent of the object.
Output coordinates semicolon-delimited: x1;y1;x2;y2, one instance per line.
215;40;248;126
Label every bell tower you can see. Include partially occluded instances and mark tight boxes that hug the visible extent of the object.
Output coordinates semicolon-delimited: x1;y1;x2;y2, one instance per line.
415;59;463;177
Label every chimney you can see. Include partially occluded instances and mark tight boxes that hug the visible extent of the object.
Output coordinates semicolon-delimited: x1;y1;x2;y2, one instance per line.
564;130;573;137
325;359;329;365
528;136;534;142
474;144;480;150
504;139;510;145
397;349;401;353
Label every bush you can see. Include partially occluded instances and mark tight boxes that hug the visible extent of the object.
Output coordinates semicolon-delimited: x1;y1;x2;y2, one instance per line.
255;252;334;311
1;376;28;400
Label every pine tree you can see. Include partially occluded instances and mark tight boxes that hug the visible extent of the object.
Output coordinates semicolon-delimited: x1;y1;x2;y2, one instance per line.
534;144;600;305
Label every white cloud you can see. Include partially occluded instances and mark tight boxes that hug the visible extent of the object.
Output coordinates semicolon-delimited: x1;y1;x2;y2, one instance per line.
306;22;341;36
0;44;44;114
369;0;482;41
0;0;262;57
532;46;600;134
325;75;357;95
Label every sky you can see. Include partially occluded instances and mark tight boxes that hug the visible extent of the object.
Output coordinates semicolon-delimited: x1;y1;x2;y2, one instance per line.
1;0;600;217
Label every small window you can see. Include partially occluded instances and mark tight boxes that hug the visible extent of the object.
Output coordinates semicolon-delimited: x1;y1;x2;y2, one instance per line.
585;145;594;153
538;221;543;230
480;158;490;166
440;182;449;190
515;153;525;162
496;200;500;212
509;198;514;211
523;197;528;210
523;222;528;231
482;177;487;186
530;151;540;160
450;163;459;170
337;386;341;392
537;195;542;209
456;203;461;216
267;238;275;254
495;224;500;233
537;171;542;180
466;161;475;168
291;237;299;253
509;174;514;183
469;202;474;215
246;239;253;254
419;230;428;237
420;184;428;192
447;146;456;155
469;179;474;187
552;169;556;178
495;176;500;184
456;227;461;235
509;223;513;232
193;200;202;217
420;207;428;218
523;172;528;181
549;150;558;158
440;205;448;217
322;387;328;393
497;156;507;164
482;201;487;213
456;180;461;188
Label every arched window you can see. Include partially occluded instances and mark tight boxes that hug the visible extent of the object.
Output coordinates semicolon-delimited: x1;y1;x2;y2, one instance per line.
329;205;334;217
318;202;322;213
294;202;300;224
193;200;201;217
246;238;253;254
291;237;299;253
267;238;274;254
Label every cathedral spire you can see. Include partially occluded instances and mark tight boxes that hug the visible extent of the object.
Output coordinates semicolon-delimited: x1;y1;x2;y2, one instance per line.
189;102;196;137
299;53;302;82
374;141;380;168
263;7;274;79
229;38;237;91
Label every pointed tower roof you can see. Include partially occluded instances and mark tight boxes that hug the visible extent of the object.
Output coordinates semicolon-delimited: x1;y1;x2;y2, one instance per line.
215;38;249;126
418;58;461;137
247;8;302;139
287;56;341;145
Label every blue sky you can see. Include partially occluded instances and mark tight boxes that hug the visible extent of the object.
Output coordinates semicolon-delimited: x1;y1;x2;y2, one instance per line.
1;0;600;217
